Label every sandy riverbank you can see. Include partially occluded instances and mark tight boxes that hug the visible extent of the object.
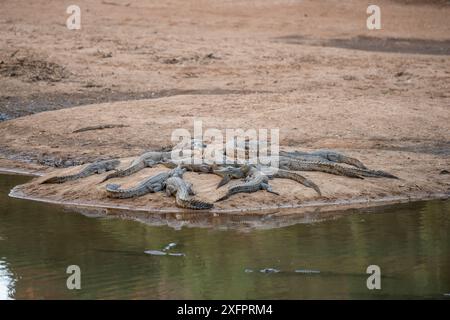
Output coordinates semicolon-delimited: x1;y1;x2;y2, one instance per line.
0;0;449;213
1;94;448;212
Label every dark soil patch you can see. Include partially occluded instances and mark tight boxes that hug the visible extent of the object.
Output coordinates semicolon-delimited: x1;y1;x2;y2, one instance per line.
0;146;101;168
371;139;450;156
277;35;450;55
0;88;269;120
0;144;166;168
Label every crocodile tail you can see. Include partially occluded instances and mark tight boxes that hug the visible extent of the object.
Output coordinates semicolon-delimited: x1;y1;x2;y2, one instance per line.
377;170;398;179
105;184;127;198
105;185;145;199
296;177;321;196
320;158;396;179
176;196;214;209
336;165;398;179
305;180;322;196
360;169;399;179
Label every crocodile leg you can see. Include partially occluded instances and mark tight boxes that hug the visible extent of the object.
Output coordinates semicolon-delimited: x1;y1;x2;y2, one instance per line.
217;174;231;188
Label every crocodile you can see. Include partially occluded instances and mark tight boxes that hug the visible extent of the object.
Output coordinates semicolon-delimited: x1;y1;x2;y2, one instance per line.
280;149;367;169
180;163;216;173
165;176;214;210
162;160;216;174
275;156;398;179
216;166;279;202
106;166;185;199
41;159;120;184
101;151;171;182
223;141;367;170
214;165;322;195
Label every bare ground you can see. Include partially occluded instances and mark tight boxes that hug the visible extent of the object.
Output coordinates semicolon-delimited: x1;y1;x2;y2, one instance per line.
0;0;449;212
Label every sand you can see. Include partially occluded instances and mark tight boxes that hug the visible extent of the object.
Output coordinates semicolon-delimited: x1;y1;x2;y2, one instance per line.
0;0;449;213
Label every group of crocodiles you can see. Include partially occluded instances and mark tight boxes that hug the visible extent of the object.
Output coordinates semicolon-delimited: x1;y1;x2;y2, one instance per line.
41;145;398;210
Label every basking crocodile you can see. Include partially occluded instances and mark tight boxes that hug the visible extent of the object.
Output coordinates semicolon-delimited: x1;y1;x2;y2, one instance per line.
180;163;216;173
42;159;120;184
106;167;185;199
216;166;279;202
276;156;398;179
280;150;367;169
214;165;322;195
101;151;171;182
162;160;216;174
223;142;367;169
165;176;214;210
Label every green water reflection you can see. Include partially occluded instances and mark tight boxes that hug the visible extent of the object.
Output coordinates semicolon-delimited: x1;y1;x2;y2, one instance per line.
0;174;449;299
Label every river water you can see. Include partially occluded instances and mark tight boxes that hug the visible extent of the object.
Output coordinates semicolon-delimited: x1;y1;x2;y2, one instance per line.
0;173;449;299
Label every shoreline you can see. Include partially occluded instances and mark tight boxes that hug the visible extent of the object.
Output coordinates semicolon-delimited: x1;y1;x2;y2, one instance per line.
9;186;450;214
1;0;448;220
5;165;449;215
